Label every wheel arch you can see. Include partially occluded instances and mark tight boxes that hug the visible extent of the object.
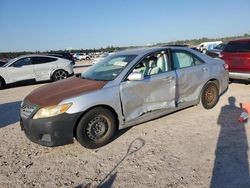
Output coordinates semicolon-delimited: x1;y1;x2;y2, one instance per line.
73;104;119;138
199;78;220;105
208;78;220;89
0;76;6;86
198;78;220;101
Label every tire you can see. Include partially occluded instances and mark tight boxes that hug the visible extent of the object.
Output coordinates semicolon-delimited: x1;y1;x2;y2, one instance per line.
76;107;117;149
86;57;90;60
201;82;219;109
0;78;4;90
0;77;6;90
52;70;68;81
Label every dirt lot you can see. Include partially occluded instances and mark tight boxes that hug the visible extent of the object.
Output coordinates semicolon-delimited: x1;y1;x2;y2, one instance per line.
0;72;250;187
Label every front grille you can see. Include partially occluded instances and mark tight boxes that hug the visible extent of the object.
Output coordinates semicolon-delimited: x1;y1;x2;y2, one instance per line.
20;101;39;119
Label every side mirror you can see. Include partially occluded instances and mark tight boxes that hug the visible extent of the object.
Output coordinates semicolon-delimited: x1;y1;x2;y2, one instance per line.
127;72;144;81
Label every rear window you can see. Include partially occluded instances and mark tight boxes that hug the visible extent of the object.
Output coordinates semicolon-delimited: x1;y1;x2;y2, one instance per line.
224;41;250;52
32;57;57;64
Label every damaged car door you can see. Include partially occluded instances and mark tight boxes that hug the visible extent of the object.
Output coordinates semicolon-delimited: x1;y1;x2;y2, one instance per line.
32;56;58;81
120;50;176;122
172;50;210;105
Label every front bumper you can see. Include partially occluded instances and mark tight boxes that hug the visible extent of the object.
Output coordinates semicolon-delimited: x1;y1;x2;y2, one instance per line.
20;112;81;147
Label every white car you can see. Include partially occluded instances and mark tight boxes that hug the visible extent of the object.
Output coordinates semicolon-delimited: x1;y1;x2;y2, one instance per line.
0;54;74;89
198;41;222;53
73;53;91;61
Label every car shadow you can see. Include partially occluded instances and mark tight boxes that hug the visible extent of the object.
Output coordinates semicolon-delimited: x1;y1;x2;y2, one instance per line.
4;75;79;89
110;127;131;143
4;79;51;89
229;79;250;85
210;96;250;188
0;101;21;128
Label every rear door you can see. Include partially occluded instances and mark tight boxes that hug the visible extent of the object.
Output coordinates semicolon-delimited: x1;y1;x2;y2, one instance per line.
120;50;176;122
171;50;210;105
222;41;250;73
32;56;58;81
6;57;35;83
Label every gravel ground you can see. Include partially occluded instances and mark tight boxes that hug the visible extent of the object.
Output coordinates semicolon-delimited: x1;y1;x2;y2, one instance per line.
0;75;250;187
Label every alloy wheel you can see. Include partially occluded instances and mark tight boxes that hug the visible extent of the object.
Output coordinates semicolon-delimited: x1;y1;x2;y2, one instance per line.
54;70;67;80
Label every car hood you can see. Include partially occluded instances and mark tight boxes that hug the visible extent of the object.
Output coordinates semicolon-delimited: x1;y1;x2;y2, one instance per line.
207;49;222;53
25;76;107;107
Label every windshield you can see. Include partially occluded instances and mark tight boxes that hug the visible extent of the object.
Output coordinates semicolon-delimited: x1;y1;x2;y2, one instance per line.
3;58;17;67
81;54;137;81
214;43;226;50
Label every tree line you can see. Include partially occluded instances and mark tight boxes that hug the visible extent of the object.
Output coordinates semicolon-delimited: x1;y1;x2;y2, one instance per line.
1;33;249;60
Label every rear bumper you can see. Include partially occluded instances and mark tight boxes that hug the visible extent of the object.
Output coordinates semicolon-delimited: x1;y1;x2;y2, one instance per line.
20;112;81;147
229;72;250;80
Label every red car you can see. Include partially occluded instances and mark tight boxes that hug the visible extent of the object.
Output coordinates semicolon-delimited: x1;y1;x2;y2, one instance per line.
219;38;250;80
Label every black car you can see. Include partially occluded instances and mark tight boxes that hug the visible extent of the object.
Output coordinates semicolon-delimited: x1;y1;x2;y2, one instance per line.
47;52;75;65
206;43;227;58
0;59;8;67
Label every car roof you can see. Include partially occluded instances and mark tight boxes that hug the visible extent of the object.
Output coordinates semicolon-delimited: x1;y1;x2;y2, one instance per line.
15;54;60;59
114;46;193;56
229;38;250;42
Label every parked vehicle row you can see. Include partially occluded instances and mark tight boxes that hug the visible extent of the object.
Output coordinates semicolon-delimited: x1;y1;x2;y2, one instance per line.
20;47;229;149
206;38;250;81
0;54;74;89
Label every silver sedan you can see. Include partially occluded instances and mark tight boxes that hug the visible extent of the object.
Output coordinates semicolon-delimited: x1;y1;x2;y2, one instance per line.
20;47;229;148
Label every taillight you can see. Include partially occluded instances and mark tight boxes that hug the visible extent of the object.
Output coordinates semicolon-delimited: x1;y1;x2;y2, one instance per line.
223;63;229;70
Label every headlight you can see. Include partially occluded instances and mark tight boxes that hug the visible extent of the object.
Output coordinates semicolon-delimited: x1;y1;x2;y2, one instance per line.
33;103;72;119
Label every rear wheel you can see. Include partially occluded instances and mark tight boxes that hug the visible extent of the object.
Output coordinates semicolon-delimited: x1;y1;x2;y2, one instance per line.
0;78;5;90
52;70;68;81
76;107;117;149
201;82;219;109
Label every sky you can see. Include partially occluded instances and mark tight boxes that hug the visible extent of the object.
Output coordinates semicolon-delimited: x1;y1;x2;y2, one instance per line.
0;0;249;52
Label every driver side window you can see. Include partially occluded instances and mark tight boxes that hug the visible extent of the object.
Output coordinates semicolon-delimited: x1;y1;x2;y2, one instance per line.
132;51;169;77
12;58;32;67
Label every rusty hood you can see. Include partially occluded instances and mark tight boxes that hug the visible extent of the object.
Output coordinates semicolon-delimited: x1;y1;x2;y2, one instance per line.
25;77;107;107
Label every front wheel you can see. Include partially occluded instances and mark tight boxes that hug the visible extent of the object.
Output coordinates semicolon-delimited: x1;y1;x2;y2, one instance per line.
52;70;68;81
76;107;117;149
201;82;219;109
